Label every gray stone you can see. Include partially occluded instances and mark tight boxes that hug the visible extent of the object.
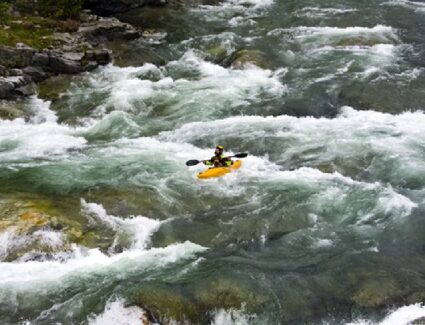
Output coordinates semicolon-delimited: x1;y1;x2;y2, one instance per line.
62;52;85;61
32;53;50;67
49;55;83;74
78;17;140;41
0;78;14;99
22;66;49;82
9;69;23;76
0;65;8;77
0;46;35;68
15;83;36;96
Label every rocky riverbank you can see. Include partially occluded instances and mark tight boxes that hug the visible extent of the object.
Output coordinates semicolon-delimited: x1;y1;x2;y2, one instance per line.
0;7;143;99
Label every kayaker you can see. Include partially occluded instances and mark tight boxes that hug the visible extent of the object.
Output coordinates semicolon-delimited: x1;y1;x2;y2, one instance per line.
203;145;233;167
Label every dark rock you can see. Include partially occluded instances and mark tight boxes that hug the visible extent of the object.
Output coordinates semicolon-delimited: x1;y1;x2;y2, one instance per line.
15;83;36;96
49;54;84;74
85;0;167;16
0;65;8;77
22;66;49;82
0;76;34;99
78;17;141;41
0;78;15;99
92;49;111;64
225;49;272;70
32;53;50;67
0;46;35;68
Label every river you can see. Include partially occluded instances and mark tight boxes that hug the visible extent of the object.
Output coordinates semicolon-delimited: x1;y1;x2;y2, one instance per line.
1;0;425;323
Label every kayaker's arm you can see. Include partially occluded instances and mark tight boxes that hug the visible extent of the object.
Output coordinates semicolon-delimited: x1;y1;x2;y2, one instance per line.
203;159;213;166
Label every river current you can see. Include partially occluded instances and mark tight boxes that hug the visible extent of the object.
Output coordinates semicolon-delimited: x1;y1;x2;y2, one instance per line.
1;0;425;324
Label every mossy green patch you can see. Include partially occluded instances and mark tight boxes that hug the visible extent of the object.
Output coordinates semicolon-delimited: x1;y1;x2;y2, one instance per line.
0;11;80;50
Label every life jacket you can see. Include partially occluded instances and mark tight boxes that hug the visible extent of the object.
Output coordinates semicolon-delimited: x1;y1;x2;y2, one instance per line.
209;155;232;167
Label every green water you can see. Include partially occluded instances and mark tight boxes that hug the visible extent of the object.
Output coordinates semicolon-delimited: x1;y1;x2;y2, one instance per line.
1;0;425;323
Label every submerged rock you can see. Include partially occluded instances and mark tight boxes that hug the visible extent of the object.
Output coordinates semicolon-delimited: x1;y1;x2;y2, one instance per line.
132;279;268;324
226;49;271;70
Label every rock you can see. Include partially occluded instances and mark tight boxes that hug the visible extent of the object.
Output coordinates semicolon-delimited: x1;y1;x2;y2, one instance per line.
22;66;49;82
0;105;25;119
0;76;35;99
0;65;8;77
134;286;201;323
0;78;15;99
8;69;23;76
62;52;85;61
205;46;228;64
32;53;50;67
49;54;84;74
78;17;141;41
15;83;36;96
226;49;271;69
85;0;167;16
0;46;35;68
85;49;111;65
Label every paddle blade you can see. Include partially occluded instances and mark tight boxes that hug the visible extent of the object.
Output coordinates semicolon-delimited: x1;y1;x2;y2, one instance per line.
186;160;200;166
233;153;248;158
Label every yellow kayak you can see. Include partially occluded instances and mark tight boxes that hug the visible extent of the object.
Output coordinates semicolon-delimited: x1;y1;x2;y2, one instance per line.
197;160;242;179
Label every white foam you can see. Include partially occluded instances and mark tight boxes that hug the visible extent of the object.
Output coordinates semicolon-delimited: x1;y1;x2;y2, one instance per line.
0;241;206;285
295;7;358;18
211;308;256;325
349;303;425;325
287;25;396;39
383;0;425;13
0;99;86;162
0;227;65;262
84;53;285;123
81;199;162;250
29;97;57;124
89;299;148;325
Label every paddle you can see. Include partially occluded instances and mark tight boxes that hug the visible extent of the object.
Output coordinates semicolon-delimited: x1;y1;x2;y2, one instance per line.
186;153;248;166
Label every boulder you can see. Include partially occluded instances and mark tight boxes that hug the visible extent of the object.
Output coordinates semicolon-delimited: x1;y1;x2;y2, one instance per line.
22;66;49;82
0;65;8;77
0;46;35;68
226;49;271;69
0;78;15;99
32;52;50;67
78;17;141;41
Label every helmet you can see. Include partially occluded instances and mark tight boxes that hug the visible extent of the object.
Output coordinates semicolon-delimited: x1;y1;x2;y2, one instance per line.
215;145;224;154
216;145;224;150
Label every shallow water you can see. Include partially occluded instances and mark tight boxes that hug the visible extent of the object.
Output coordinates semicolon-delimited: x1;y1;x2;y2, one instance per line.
1;0;425;323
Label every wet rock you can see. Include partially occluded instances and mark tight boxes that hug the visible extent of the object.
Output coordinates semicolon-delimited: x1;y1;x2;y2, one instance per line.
205;46;228;64
195;279;268;312
0;76;35;99
134;286;201;323
0;105;25;119
22;66;49;82
85;49;111;65
15;83;36;96
226;49;271;69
